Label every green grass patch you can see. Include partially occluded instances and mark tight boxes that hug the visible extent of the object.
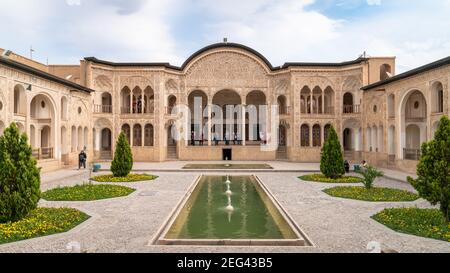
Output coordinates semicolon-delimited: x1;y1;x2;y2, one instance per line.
299;174;364;183
42;184;135;201
0;208;89;245
372;208;450;242
90;173;158;183
323;186;419;202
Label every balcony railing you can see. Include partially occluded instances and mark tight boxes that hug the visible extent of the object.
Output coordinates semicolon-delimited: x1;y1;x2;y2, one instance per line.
121;106;155;114
301;107;334;115
404;148;421;161
94;104;112;113
32;147;54;160
343;105;360;114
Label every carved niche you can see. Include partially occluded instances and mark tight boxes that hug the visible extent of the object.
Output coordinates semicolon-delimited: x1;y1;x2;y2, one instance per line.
185;51;268;88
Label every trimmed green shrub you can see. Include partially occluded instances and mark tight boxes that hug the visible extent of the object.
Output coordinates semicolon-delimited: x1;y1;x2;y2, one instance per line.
111;132;133;177
408;115;450;223
0;123;41;223
320;126;345;179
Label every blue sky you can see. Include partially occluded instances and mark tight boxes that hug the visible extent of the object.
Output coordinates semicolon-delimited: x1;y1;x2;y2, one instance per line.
0;0;449;72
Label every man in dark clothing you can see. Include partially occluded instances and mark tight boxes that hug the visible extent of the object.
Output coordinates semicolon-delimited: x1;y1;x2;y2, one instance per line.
79;149;87;170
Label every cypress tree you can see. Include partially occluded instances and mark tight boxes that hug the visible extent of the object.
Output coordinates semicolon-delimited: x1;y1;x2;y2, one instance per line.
408;116;450;223
111;132;133;177
320;126;345;179
0;122;41;223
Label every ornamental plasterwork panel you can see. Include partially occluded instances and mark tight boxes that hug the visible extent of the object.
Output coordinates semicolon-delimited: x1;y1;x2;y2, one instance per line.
274;78;290;95
342;75;363;92
120;76;153;89
185;52;268;88
94;75;113;91
165;79;179;94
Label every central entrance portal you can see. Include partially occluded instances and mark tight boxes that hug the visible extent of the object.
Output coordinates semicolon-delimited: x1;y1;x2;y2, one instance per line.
223;149;232;161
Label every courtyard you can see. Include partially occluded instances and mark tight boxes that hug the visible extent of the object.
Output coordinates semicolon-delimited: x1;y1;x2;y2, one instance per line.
0;161;448;253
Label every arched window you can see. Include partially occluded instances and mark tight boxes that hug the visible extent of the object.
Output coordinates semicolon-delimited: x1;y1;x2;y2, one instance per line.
101;92;112;113
387;94;395;118
366;127;372;152
61;97;68;120
343;93;354;113
14;84;26;115
144;124;154;146
121;86;131;114
144;86;155;114
121;124;131;144
301;124;310;147
77;126;83;151
312;125;321;147
380;64;392;81
432;82;444;113
300;86;310;114
277;95;287;115
132;87;142;114
133;124;142;146
71;126;77;152
168;95;177;114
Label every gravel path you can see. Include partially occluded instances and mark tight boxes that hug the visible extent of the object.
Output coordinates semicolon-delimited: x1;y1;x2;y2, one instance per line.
0;172;448;253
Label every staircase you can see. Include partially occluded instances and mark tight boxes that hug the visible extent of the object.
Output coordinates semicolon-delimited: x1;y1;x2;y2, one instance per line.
167;145;178;160
100;150;112;160
276;146;288;160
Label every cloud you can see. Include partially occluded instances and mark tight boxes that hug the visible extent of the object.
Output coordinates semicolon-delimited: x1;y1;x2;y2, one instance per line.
0;0;448;73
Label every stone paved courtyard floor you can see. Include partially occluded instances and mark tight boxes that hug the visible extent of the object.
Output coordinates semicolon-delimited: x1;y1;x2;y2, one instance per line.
0;162;448;253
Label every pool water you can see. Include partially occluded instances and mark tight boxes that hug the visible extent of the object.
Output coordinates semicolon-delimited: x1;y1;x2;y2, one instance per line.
165;176;299;240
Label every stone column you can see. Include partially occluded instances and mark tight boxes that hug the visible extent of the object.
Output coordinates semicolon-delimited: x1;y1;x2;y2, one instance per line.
242;104;246;146
95;128;101;151
130;125;134;147
208;104;212;146
142;90;146;114
129;91;133;114
322;90;325;114
141;122;145;147
309;125;313;147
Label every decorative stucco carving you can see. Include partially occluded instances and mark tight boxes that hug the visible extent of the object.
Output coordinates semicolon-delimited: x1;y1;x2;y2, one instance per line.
94;75;113;90
185;51;267;88
275;79;290;94
166;79;178;94
121;76;153;89
342;75;362;92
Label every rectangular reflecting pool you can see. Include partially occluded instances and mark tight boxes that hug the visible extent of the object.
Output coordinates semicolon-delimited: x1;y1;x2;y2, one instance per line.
153;176;311;246
182;164;273;170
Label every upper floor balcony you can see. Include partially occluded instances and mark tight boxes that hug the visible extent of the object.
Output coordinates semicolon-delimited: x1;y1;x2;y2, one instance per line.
343;105;361;115
94;104;112;114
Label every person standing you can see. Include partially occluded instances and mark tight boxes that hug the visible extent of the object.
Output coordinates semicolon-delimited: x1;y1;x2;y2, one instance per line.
78;148;87;170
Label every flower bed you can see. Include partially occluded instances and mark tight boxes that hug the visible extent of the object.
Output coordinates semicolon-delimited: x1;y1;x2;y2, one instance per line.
0;208;89;245
323;186;419;202
372;208;450;242
299;174;364;183
42;184;135;201
91;173;158;183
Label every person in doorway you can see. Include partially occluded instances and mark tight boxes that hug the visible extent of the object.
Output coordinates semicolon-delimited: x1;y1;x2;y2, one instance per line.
191;131;195;146
78;148;87;170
